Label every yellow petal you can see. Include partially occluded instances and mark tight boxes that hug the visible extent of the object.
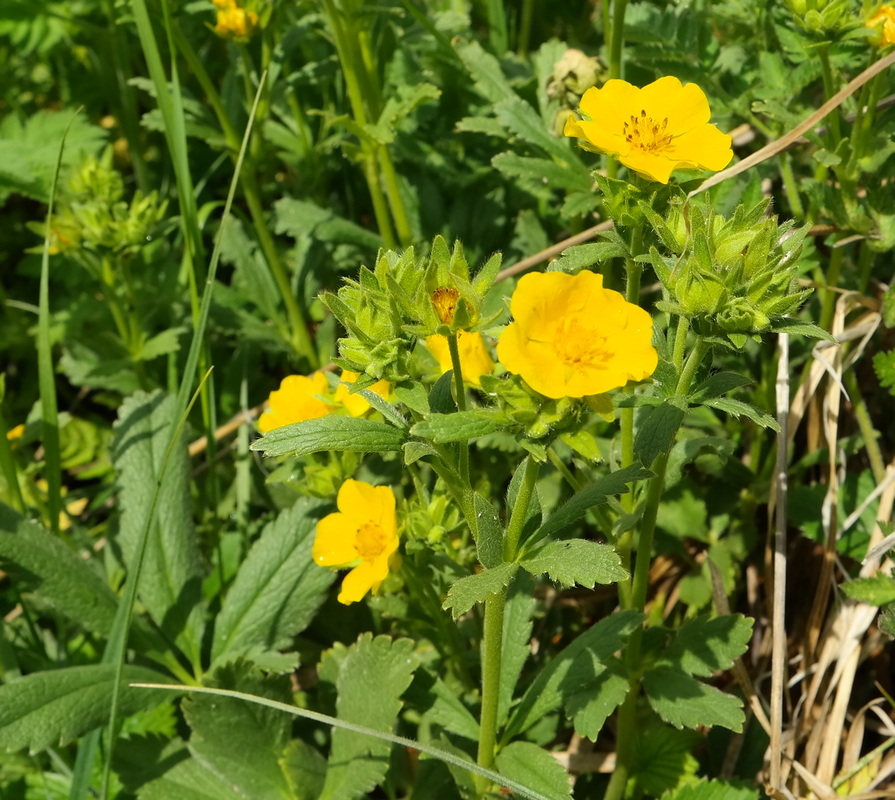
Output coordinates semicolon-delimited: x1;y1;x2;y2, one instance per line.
259;372;332;433
338;561;383;604
666;124;733;172
313;513;359;567
336;479;396;534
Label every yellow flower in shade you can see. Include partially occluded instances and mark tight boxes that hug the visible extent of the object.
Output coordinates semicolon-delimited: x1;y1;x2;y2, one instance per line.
313;479;399;604
333;371;392;417
214;5;258;39
497;271;658;399
868;6;895;45
258;372;331;434
6;424;25;442
425;331;495;388
564;76;733;184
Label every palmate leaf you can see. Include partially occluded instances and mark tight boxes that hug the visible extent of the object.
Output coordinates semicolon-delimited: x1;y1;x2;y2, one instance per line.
0;665;176;753
211;498;334;669
317;634;418;800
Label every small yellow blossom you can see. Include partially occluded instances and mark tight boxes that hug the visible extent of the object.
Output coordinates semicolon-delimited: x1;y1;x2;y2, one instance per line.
6;424;25;442
564;76;733;184
35;479;88;532
258;373;331;434
431;287;461;324
425;331;495;388
214;4;258;39
313;479;399;604
868;5;895;45
333;371;392;417
497;271;657;399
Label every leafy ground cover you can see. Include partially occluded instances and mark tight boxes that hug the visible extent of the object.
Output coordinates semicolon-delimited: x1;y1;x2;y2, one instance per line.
2;0;895;798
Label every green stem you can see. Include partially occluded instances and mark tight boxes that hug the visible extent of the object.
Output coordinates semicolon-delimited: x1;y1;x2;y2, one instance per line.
779;152;805;220
818;46;842;146
819;243;845;332
475;582;508;791
671;314;690;376
856;239;876;295
605;0;629;180
844;370;886;483
0;407;26;514
378;147;413;247
447;332;469;486
518;0;535;56
503;457;540;561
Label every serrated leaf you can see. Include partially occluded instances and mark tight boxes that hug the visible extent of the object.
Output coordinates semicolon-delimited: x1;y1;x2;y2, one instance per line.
550;242;630;272
495;742;572;800
0;502;117;637
281;739;327;800
455;40;514;102
184;664;293;800
0;664;175;753
393;383;429;415
701;397;780;432
138;748;246;800
112;390;204;664
410;411;504;443
565;656;629;739
252;416;406;457
472;492;503;569
840;574;895;605
634;403;686;468
520;540;627;588
318;634;418;800
688;371;752;402
494;97;570;161
492;153;591;194
530;464;652;546
665;779;760;800
632;726;701;797
505;610;644;738
140;327;185;361
426;679;480;741
404;440;439;465
498;572;536;727
211;499;335;668
661;615;754;677
642;666;745;731
769;318;835;341
442;563;519;618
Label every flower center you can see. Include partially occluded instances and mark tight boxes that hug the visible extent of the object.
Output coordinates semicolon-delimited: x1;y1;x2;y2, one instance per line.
554;315;608;367
355;522;387;560
432;287;460;324
622;109;673;153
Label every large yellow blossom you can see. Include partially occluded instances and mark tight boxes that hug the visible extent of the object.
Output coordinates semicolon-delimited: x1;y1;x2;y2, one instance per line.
313;479;399;604
868;5;895;45
497;271;658;399
564;76;733;184
257;373;331;434
425;331;495;387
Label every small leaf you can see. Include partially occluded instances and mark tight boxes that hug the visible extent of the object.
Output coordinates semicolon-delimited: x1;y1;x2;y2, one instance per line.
688;371;753;402
252;417;407;457
428;370;456;415
394;383;430;415
531;464;652;546
426;679;480;741
520;540;627;588
642;666;745;732
411;411;504;443
701;397;780;431
661;615;754;677
840;574;895;606
632;727;701;797
565;657;630;739
472;492;503;569
403;441;439;465
634;403;686;468
769;318;836;341
495;742;572;800
664;779;760;800
442;563;519;619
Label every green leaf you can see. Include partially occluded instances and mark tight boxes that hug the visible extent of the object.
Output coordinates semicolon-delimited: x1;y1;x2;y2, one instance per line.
184;663;294;800
661;615;754;677
688;371;753;402
565;657;630;739
494;97;570;161
769;318;836;341
840;574;895;605
498;572;537;727
429;370;456;415
410;411;504;443
492;153;591;194
495;742;572;800
281;739;328;800
701;397;780;432
520;540;627;588
137;745;246;800
664;779;760;800
112;390;204;664
394;383;430;415
403;441;439;465
139;327;186;361
550;241;630;272
505;610;644;739
318;634;418;800
252;416;407;457
426;679;481;741
211;499;335;668
472;492;504;569
442;563;520;619
642;666;745;732
634;403;686;468
0;502;118;637
632;727;701;797
0;664;175;753
455;40;514;102
530;464;652;546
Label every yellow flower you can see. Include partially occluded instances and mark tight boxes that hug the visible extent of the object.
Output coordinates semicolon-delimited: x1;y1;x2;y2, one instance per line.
425;331;495;387
868;6;895;45
333;371;392;418
214;5;259;39
313;479;399;604
6;424;25;442
431;287;461;324
564;76;733;184
258;372;331;434
497;271;657;399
